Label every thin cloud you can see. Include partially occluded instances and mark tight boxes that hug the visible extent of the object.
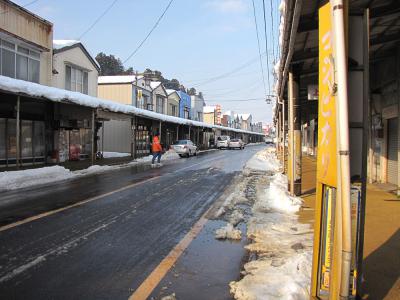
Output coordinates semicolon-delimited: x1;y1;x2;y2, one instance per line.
206;0;248;13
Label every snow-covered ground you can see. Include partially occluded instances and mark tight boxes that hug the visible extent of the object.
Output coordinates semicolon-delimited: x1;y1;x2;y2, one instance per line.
213;148;313;300
0;150;180;191
102;152;131;158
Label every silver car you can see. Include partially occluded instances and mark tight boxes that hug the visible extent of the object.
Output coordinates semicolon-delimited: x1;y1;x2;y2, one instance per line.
228;138;245;150
171;140;198;157
216;136;230;149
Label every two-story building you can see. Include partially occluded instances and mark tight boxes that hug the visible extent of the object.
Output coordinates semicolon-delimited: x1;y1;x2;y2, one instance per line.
150;81;168;114
177;90;191;119
52;40;99;96
166;89;180;117
190;93;205;122
203;106;216;125
0;0;53;167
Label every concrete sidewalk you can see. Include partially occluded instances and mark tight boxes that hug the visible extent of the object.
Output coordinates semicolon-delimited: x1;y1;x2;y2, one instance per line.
298;154;400;299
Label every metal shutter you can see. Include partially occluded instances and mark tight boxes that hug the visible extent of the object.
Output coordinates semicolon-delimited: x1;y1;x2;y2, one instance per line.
387;118;398;185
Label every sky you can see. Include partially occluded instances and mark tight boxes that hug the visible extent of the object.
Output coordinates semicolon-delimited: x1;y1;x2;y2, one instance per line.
15;0;280;123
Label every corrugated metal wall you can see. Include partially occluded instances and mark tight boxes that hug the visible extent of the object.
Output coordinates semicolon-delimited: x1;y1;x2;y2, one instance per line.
387;118;398;185
101;120;131;153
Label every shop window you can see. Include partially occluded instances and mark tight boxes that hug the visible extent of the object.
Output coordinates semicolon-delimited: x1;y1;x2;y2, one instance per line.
7;119;16;159
0;119;5;160
34;121;45;158
21;120;33;158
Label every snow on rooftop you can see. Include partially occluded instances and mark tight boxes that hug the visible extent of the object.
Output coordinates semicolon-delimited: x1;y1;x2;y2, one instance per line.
150;81;162;90
166;89;178;96
53;40;80;50
98;75;143;84
203;106;215;113
0;76;263;136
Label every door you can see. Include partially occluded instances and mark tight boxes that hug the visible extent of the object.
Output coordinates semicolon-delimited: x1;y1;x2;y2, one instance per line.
387;118;398;185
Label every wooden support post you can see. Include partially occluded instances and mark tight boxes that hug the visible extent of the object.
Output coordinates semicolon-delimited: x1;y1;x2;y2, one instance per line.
289;69;302;196
131;117;136;159
16;96;20;169
176;125;179;141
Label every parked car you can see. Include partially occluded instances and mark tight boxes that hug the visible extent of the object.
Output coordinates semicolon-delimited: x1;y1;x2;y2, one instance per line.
265;137;274;145
171;140;198;157
228;139;245;150
216;136;230;149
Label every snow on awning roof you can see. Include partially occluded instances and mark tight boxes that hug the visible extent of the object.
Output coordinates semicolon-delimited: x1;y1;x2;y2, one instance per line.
0;76;264;136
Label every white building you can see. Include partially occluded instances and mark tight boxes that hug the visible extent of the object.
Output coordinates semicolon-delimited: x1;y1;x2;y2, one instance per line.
52;40;100;96
190;94;205;122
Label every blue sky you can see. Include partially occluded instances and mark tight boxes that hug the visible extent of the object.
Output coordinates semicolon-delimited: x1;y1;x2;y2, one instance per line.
16;0;280;123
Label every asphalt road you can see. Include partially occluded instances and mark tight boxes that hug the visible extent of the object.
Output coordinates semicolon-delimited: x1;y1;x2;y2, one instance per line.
0;145;265;300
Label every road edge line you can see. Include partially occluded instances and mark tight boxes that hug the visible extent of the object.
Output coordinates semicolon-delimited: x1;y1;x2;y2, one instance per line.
128;207;212;300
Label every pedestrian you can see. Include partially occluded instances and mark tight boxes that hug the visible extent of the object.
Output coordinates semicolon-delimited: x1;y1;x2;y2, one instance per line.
151;133;163;167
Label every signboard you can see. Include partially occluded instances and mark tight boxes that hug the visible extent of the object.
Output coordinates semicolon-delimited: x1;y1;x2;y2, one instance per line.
317;1;337;187
313;2;338;297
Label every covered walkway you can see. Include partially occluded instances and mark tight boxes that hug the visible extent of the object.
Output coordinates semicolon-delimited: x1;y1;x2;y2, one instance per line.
298;155;400;299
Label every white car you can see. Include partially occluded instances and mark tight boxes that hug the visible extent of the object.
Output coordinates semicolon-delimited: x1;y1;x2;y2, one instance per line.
228;139;245;150
171;140;198;157
216;136;230;149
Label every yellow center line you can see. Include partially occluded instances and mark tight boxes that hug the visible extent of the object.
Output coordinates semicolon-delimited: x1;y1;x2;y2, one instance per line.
128;206;212;300
0;176;160;233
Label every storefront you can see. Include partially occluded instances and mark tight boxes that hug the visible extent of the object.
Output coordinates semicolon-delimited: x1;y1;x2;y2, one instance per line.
0;93;48;168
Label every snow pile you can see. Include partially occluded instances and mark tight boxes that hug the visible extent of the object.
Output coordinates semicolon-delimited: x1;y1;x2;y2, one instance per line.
102;152;131;158
215;223;242;240
229;150;313;300
133;150;180;163
244;148;280;175
0;150;180;191
0;166;74;191
253;173;302;214
0;164;124;191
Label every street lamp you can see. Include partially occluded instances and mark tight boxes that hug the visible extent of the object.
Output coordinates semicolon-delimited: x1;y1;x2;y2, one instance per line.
265;94;277;104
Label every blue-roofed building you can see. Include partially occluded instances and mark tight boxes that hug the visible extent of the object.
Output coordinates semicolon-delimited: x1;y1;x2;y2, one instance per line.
177;91;191;119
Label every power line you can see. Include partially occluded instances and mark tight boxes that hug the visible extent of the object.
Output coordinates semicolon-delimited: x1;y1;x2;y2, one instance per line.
78;0;119;40
1;0;40;14
262;0;271;95
251;0;267;96
185;52;266;87
123;0;174;64
269;0;276;64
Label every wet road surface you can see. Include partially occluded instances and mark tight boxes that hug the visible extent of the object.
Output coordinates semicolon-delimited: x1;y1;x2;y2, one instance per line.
0;145;264;300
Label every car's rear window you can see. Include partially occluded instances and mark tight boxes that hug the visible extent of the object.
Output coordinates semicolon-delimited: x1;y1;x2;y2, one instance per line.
231;139;238;142
174;140;187;145
217;136;229;141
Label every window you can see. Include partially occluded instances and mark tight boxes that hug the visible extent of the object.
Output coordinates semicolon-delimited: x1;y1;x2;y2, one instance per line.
156;96;164;114
184;108;190;119
0;39;40;83
171;104;177;116
65;65;89;94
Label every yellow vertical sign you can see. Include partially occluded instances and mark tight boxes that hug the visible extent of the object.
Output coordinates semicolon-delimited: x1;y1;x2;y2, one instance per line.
311;2;339;297
317;2;337;187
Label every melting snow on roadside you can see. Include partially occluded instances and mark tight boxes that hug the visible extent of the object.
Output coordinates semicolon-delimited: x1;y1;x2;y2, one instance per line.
0;150;180;191
228;148;313;300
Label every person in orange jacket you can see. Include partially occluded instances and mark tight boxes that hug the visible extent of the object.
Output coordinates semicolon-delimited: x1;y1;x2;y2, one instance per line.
151;133;163;166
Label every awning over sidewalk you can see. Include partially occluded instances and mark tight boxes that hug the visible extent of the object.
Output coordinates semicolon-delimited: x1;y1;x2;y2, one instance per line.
0;76;264;136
